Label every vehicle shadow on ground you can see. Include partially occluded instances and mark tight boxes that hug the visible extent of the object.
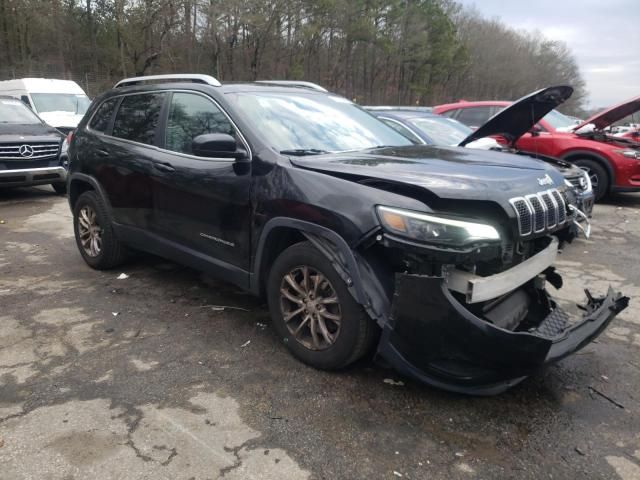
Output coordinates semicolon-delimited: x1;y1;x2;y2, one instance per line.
601;192;640;207
117;251;610;407
0;185;60;202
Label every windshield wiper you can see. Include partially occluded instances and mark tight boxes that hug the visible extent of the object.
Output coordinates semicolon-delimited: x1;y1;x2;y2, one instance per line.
364;144;402;150
279;148;329;156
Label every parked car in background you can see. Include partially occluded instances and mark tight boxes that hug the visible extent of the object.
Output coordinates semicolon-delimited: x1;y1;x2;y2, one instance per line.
66;74;628;395
0;95;66;193
367;90;594;223
434;94;640;200
365;108;501;150
0;78;91;133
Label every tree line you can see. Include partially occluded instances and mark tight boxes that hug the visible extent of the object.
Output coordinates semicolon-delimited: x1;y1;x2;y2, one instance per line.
0;0;588;115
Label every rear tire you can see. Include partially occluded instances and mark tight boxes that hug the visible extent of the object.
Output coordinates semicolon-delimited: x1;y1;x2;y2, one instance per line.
573;158;608;201
73;190;127;269
52;182;67;195
267;241;377;370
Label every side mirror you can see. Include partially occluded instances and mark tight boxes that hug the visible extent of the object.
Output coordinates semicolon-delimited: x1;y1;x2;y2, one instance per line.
192;133;247;160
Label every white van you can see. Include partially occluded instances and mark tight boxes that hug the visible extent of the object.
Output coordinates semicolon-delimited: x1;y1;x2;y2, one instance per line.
0;78;91;132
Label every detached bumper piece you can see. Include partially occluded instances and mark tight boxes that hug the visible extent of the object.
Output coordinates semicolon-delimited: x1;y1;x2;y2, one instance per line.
377;274;628;395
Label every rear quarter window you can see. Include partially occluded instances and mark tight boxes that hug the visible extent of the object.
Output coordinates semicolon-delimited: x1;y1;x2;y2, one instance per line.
88;98;119;133
112;93;166;145
456;107;493;127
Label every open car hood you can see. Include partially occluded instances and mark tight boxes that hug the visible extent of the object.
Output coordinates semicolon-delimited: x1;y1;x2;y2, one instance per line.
573;95;640;131
458;85;574;147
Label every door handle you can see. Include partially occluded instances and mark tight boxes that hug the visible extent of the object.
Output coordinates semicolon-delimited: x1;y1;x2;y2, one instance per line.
97;149;109;157
153;162;176;173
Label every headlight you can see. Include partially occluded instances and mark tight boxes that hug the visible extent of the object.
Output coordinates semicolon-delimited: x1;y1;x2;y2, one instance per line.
614;149;640;160
61;138;69;154
377;206;500;246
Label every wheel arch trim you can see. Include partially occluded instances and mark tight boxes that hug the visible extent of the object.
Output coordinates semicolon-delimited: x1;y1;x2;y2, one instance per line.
250;218;368;307
68;173;113;213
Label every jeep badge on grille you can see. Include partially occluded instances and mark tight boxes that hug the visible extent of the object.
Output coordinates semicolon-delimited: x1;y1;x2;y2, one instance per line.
537;174;553;186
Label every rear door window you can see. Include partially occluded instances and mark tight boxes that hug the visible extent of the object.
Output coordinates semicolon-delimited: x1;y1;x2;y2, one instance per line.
455;107;493;127
112;93;166;145
89;98;119;133
164;92;235;155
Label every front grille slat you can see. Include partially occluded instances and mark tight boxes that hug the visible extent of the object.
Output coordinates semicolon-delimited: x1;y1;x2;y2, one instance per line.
510;188;569;237
540;192;557;228
551;190;567;224
0;154;59;160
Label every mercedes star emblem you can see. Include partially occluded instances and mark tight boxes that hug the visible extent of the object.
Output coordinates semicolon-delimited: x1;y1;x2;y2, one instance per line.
19;145;34;157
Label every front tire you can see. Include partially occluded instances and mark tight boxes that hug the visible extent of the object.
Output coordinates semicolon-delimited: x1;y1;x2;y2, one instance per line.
73;190;127;269
573;158;608;201
267;241;377;370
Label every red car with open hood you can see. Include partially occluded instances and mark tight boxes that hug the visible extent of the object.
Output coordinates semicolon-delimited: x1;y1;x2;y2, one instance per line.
434;95;640;200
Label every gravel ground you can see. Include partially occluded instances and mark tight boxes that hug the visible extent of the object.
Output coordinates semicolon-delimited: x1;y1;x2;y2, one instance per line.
1;186;639;480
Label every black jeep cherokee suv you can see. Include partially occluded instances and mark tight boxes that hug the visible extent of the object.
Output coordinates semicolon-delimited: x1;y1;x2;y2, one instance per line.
67;75;628;395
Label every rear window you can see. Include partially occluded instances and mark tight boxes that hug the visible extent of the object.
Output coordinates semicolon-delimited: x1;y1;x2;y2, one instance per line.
88;98;119;133
456;107;493;127
112;93;166;145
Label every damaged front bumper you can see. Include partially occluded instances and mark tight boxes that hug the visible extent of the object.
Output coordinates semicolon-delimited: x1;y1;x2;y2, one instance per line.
377;268;628;396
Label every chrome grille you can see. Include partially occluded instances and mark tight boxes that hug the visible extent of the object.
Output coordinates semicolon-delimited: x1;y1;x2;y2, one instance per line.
0;142;60;160
510;189;568;237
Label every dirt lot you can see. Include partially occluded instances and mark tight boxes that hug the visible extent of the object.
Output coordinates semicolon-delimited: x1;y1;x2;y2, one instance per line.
1;187;640;480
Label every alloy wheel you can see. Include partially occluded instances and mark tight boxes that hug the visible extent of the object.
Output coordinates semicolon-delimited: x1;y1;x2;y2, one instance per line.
279;265;342;351
77;205;102;257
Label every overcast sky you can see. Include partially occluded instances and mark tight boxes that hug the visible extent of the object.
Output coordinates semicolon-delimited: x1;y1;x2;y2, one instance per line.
457;0;639;109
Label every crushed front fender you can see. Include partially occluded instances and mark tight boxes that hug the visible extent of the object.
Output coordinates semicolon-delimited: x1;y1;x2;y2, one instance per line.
377;274;628;395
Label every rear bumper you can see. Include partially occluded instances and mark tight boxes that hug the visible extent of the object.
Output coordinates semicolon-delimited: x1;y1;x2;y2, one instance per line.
377;274;628;396
0;166;67;188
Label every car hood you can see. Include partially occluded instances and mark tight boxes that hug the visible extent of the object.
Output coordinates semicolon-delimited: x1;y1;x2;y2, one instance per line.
38;111;84;129
459;85;574;147
289;145;566;203
573;95;640;131
0;122;63;141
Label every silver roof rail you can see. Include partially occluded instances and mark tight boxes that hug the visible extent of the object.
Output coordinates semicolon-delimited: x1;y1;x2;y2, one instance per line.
114;74;222;89
255;80;328;92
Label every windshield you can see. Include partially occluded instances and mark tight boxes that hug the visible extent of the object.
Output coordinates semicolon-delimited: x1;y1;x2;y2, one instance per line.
541;109;576;130
31;93;91;115
0;98;43;124
227;92;412;154
408;116;472;146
